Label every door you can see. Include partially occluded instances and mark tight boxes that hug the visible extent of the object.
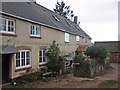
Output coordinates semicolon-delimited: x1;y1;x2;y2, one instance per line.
2;54;10;83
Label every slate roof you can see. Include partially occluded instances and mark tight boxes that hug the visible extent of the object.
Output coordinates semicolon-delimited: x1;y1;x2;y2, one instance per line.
94;41;120;52
1;2;91;39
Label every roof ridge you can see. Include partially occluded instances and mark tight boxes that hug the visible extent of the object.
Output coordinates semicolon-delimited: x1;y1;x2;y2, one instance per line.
2;2;91;39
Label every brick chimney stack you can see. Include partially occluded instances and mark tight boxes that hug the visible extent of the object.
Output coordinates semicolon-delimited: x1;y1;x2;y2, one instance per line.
74;16;78;24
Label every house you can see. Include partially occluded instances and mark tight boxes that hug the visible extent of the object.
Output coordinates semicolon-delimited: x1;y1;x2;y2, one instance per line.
94;41;120;63
0;1;92;82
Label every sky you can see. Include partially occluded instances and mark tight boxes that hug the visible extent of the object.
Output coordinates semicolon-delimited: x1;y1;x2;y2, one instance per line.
36;0;119;43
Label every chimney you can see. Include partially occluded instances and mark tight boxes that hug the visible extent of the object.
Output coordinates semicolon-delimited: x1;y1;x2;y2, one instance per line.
74;16;78;24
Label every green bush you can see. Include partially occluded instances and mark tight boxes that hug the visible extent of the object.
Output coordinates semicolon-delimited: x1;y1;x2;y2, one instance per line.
19;69;42;83
46;40;64;73
85;46;107;66
73;53;92;77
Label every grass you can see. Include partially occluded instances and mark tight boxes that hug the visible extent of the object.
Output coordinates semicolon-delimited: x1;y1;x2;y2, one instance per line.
8;77;58;88
98;80;119;88
11;80;42;88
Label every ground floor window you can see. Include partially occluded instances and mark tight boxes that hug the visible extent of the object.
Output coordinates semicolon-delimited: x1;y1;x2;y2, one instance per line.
16;50;31;69
39;49;46;64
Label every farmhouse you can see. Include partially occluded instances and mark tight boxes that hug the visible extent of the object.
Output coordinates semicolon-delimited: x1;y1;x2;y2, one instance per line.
0;1;92;82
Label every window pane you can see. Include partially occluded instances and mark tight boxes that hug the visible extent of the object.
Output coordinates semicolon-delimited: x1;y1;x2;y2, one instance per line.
31;26;33;34
31;29;33;34
1;19;5;25
11;27;14;32
39;51;42;56
26;59;30;65
36;26;40;35
76;36;80;42
16;52;20;59
1;19;6;30
8;26;11;31
43;57;46;62
65;33;69;42
26;51;30;58
21;59;25;66
11;21;14;26
16;52;20;67
39;57;42;63
21;52;25;58
43;51;45;56
16;60;20;67
8;21;11;25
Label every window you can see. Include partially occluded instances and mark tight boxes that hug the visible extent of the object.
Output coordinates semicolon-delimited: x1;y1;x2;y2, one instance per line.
16;50;31;69
76;36;80;42
39;50;46;64
0;18;15;33
52;15;60;22
65;33;69;42
30;25;40;37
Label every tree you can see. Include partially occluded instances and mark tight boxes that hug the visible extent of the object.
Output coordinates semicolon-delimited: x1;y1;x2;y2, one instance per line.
85;46;107;65
53;1;74;20
46;40;61;72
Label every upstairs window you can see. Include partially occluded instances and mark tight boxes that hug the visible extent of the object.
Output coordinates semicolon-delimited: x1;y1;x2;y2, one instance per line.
0;18;15;34
76;36;80;42
30;25;40;37
65;33;70;43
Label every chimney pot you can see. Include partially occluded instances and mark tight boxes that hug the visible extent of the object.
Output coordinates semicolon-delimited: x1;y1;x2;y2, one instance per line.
74;16;78;24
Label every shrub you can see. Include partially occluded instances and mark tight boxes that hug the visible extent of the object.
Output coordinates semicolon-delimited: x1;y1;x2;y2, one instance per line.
85;46;107;66
46;40;63;73
73;53;92;77
20;68;42;83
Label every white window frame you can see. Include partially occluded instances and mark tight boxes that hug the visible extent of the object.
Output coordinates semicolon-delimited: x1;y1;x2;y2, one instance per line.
0;18;15;34
39;49;46;64
30;24;40;37
65;33;70;43
16;50;31;69
76;36;80;42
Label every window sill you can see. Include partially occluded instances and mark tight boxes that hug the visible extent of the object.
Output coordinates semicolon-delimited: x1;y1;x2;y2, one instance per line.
30;36;41;39
76;42;80;45
39;63;47;67
0;33;17;37
64;41;70;43
15;66;32;72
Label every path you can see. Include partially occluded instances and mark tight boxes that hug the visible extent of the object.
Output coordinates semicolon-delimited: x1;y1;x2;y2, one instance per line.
34;63;119;88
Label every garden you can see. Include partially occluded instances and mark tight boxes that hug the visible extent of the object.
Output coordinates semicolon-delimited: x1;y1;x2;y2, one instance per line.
2;41;119;89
